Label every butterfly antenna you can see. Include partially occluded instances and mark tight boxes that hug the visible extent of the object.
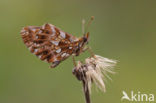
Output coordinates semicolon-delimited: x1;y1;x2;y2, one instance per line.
82;19;85;35
84;16;94;34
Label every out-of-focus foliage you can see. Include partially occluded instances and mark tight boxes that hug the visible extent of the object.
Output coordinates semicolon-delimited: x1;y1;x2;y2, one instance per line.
0;0;156;103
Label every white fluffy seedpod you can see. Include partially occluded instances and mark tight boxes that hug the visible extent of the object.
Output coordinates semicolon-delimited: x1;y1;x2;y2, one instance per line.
85;55;117;93
72;54;117;94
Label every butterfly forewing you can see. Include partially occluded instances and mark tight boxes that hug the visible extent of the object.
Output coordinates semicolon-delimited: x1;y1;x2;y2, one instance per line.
21;23;79;68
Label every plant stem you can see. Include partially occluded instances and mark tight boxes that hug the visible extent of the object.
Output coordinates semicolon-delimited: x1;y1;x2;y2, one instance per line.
82;80;91;103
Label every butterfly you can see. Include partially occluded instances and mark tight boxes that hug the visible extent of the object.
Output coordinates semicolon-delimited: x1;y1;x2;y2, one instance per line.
20;17;94;68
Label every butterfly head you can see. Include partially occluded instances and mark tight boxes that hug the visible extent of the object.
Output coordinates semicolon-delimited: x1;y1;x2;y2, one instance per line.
75;32;89;56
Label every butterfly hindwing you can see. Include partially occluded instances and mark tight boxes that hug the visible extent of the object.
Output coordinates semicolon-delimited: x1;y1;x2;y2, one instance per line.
21;23;79;68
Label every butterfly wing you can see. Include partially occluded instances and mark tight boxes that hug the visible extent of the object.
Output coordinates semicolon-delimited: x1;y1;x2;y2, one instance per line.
21;23;79;68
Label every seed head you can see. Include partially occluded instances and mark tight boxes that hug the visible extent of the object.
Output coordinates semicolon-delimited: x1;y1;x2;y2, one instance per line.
73;55;117;93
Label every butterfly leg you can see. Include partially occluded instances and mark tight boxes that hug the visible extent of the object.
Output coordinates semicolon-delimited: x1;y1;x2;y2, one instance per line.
82;46;95;57
72;55;77;67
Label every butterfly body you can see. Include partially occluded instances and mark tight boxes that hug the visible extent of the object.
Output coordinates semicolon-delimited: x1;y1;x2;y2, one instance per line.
21;23;89;68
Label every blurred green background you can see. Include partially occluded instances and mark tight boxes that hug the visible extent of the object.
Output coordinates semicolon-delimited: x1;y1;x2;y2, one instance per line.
0;0;156;103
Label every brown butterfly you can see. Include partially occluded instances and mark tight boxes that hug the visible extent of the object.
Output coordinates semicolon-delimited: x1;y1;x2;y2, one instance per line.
20;17;94;68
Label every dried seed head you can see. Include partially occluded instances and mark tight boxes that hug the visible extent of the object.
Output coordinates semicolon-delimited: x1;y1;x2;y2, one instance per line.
73;55;117;93
85;55;117;93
